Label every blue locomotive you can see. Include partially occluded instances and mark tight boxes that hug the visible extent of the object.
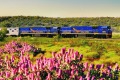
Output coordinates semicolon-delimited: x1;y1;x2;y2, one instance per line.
4;26;112;38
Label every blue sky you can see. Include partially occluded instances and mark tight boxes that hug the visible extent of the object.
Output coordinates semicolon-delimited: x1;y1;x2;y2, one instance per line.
0;0;120;17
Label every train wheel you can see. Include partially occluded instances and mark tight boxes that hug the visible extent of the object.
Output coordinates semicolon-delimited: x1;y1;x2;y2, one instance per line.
108;35;112;38
93;35;96;38
103;35;106;38
74;34;78;38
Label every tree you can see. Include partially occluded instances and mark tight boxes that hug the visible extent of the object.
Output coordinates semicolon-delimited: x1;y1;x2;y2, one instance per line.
0;21;12;27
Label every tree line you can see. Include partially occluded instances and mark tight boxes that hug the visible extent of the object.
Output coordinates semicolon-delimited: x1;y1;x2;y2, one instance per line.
0;16;120;28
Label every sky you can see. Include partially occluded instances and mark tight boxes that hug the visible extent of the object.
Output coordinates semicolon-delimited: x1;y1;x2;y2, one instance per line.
0;0;120;17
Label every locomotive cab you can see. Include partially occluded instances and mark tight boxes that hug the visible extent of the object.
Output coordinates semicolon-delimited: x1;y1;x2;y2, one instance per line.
6;27;19;36
106;26;112;38
96;26;112;38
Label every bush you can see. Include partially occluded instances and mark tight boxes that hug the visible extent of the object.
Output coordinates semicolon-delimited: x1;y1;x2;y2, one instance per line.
0;27;7;41
85;52;100;60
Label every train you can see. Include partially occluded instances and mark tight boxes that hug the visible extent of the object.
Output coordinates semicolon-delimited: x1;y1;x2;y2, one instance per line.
0;26;112;38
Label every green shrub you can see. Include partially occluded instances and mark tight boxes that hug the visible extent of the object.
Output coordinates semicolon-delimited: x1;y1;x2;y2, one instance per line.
103;56;120;66
0;27;7;41
85;52;100;60
103;51;116;58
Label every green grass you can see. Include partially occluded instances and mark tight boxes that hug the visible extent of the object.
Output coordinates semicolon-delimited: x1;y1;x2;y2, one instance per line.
0;36;120;66
112;33;120;39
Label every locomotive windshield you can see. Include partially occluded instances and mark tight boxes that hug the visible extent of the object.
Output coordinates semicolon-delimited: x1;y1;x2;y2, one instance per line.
107;26;111;29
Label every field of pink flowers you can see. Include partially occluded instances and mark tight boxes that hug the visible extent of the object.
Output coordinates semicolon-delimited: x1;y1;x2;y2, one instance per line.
0;41;120;80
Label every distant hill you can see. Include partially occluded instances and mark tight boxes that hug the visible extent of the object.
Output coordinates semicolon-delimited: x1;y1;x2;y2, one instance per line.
0;16;120;29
